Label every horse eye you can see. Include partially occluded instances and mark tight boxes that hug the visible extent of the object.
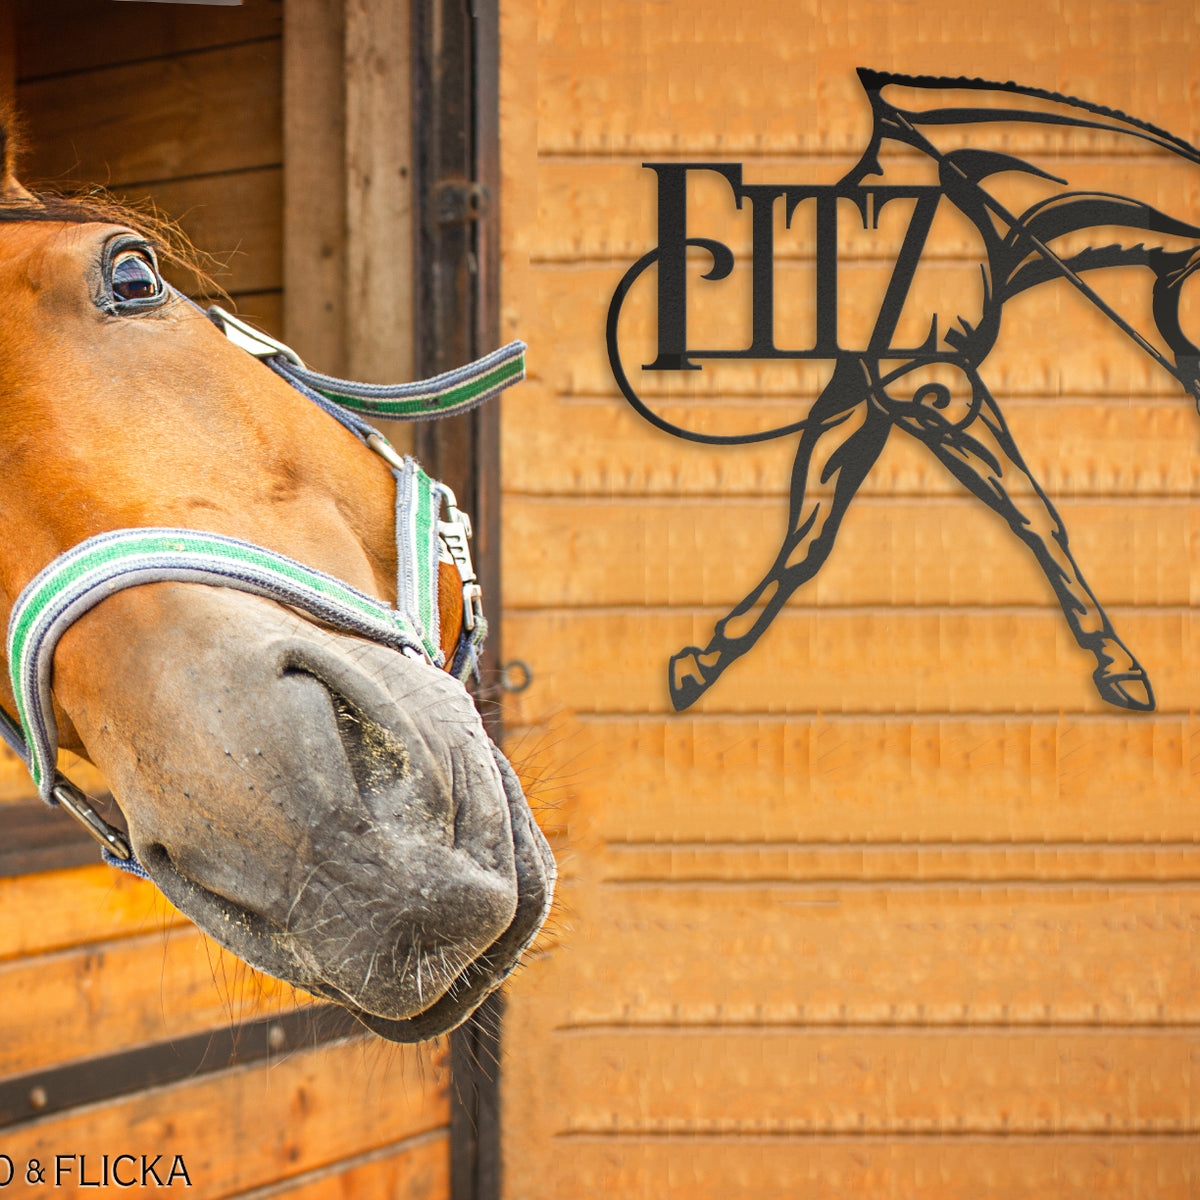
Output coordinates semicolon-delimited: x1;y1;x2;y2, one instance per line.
110;252;162;302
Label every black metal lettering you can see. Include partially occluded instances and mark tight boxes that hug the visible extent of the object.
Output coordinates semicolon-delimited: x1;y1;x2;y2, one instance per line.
868;189;942;354
641;163;743;371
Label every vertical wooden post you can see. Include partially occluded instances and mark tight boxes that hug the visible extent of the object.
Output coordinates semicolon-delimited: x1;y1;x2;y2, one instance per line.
413;3;505;1197
283;0;348;375
345;0;414;386
284;0;414;460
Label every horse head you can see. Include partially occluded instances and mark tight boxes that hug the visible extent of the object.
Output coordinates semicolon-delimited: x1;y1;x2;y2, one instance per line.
0;121;554;1042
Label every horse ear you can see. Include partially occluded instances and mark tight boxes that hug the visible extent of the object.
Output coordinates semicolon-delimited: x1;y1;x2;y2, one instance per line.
0;106;35;202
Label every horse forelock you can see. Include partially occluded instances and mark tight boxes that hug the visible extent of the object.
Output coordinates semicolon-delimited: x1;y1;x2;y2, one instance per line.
0;187;219;295
0;99;25;186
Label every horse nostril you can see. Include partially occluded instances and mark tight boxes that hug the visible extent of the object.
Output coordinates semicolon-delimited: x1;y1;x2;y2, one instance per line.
280;664;414;800
328;690;412;797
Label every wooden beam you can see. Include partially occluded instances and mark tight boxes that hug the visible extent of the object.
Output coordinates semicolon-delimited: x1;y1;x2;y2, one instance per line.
345;0;413;386
284;0;413;449
283;0;347;375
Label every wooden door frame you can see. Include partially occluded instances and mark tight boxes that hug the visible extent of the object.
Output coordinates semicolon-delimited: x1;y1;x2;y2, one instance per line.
286;3;504;1198
412;3;504;1198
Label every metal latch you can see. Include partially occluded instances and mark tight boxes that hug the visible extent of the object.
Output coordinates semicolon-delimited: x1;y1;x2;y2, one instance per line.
438;489;484;632
435;180;490;225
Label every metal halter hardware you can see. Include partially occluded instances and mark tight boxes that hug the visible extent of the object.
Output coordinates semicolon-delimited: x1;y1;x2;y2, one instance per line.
0;306;526;870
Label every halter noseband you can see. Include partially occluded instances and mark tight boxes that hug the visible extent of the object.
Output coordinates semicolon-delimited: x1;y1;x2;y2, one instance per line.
0;302;525;874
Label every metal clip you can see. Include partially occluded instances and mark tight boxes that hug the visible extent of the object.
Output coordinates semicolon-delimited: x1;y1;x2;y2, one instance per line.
438;489;483;632
208;305;307;369
52;777;132;862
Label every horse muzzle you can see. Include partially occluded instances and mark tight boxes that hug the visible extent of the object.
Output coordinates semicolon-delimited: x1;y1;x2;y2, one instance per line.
53;584;555;1041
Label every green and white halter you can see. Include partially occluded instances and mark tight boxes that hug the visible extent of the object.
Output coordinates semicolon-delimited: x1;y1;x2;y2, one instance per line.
0;303;525;873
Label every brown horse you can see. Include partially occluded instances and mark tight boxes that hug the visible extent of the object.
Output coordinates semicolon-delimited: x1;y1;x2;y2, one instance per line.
0;127;553;1041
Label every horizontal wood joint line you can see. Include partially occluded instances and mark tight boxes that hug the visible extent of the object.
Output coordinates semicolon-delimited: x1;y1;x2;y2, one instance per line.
571;708;1200;723
0;1005;363;1130
606;840;1200;851
115;162;283;194
555;1021;1200;1035
536;149;1178;164
16;35;282;87
556;391;1188;404
553;1128;1200;1143
507;602;1200;618
222;1128;450;1200
600;878;1200;891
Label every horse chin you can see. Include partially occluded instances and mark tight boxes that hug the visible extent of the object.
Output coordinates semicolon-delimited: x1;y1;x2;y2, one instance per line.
58;586;555;1041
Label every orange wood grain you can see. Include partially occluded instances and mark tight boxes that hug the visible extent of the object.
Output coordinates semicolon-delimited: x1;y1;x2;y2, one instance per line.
2;1037;449;1200
230;1133;450;1200
505;715;1200;843
0;927;313;1078
503;496;1199;608
502;385;1200;498
501;608;1200;718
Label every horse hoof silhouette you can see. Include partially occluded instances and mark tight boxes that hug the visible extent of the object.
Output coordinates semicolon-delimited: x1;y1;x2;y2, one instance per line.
669;647;718;711
1093;666;1155;712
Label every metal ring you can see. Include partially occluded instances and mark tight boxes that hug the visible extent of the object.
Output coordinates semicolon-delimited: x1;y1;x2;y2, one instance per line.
499;660;533;693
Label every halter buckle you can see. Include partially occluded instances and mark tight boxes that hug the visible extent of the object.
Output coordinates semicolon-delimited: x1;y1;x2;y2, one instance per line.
52;777;132;862
438;493;483;632
207;305;307;369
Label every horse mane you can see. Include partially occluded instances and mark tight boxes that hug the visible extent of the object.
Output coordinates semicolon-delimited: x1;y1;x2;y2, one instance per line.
856;68;1200;165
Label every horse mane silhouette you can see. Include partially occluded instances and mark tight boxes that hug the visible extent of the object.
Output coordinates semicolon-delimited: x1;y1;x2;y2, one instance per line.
610;71;1200;711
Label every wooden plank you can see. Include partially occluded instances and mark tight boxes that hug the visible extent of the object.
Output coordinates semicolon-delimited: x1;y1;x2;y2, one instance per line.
3;1036;449;1199
345;0;414;388
0;927;311;1078
120;168;282;298
501;609;1199;718
0;814;107;878
0;1005;356;1129
533;263;1186;400
533;157;1200;264
17;40;282;189
503;496;1198;608
0;748;105;802
519;1028;1200;1133
533;0;1199;156
229;1132;449;1200
600;844;1200;885
501;387;1200;498
504;715;1200;843
512;884;1200;1026
283;0;347;377
16;0;281;81
222;290;284;340
0;864;178;962
497;1135;1200;1200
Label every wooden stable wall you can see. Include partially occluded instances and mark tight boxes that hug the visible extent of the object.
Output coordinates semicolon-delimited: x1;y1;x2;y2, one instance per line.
497;2;1200;1197
0;3;447;1197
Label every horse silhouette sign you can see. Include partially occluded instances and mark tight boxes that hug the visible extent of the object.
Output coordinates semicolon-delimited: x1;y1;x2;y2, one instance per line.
607;69;1200;712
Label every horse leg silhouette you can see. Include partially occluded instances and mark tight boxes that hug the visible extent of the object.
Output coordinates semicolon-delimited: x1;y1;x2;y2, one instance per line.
669;358;893;710
882;359;1153;711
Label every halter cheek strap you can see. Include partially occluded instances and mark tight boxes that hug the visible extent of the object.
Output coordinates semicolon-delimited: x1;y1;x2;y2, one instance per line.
0;313;525;872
